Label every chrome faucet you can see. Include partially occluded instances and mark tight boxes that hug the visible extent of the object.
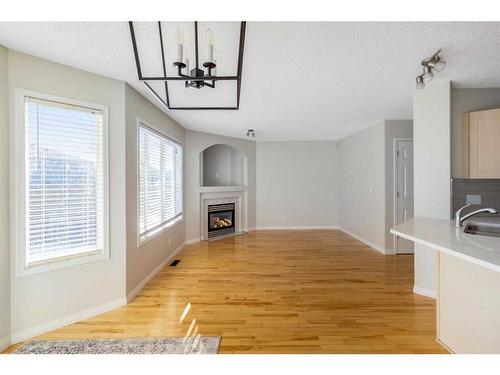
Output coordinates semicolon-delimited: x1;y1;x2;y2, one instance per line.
455;204;498;227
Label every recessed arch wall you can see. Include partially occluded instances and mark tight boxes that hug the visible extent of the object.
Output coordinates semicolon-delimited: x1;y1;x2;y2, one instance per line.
200;144;247;187
184;130;257;243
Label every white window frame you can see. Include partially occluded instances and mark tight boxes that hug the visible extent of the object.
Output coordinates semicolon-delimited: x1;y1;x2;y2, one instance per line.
11;89;110;277
137;118;183;247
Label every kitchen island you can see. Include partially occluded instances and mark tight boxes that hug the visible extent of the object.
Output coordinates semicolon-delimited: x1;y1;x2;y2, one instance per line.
392;217;500;354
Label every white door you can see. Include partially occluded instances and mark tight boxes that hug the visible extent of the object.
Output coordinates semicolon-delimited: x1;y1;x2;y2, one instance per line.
395;140;414;254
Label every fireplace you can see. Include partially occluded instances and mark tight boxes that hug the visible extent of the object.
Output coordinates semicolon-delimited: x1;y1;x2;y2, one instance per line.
208;203;235;239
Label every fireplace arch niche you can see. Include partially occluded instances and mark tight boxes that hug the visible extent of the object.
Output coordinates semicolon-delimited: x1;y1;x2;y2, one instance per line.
200;144;247;187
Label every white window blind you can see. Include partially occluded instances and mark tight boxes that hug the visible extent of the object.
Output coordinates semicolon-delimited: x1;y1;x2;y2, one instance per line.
25;96;105;265
139;124;183;242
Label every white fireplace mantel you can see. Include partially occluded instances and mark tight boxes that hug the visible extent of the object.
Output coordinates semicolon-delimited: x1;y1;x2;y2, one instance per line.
199;186;247;193
200;187;248;241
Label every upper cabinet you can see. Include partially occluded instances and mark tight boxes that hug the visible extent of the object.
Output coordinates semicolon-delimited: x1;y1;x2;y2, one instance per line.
461;108;500;178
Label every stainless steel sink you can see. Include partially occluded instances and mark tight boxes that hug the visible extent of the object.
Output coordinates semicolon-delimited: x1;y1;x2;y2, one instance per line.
464;222;500;238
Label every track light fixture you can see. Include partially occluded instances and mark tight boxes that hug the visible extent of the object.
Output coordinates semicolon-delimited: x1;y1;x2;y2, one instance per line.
246;129;255;138
416;75;425;90
415;49;446;89
422;65;434;83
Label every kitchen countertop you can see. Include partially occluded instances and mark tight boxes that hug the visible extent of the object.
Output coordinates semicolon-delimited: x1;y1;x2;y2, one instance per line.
391;217;500;273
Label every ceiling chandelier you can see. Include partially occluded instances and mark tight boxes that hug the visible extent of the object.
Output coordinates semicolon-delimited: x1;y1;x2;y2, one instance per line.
129;21;246;110
415;49;447;89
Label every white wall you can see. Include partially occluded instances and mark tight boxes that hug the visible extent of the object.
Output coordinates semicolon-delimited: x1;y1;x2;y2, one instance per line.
451;88;500;178
8;51;127;341
413;80;451;297
338;122;386;252
256;141;338;228
185;130;256;242
125;85;185;298
0;45;10;350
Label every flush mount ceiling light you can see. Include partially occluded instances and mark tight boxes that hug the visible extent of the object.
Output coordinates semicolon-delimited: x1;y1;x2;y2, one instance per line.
415;49;447;89
129;21;246;110
246;129;255;138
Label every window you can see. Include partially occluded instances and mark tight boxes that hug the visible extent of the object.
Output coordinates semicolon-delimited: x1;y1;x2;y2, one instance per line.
17;92;108;272
138;123;183;243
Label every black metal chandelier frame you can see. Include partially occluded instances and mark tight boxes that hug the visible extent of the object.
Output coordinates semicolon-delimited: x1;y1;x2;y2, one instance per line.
129;21;246;110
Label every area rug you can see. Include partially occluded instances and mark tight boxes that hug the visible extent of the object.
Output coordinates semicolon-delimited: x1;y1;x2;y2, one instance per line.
14;337;221;354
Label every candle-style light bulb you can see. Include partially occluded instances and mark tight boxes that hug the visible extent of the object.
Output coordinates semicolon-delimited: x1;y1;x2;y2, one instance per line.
207;29;214;63
176;28;184;63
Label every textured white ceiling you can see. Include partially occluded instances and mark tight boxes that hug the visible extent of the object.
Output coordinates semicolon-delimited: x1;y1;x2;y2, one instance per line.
1;22;500;140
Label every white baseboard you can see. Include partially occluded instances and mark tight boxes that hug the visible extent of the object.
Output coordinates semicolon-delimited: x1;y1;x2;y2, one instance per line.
10;297;127;344
255;225;339;230
127;241;186;303
185;238;201;245
338;227;387;255
0;335;11;352
413;285;436;299
10;241;188;345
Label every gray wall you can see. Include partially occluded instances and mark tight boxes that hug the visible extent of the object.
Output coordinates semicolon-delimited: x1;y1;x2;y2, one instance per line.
8;51;127;338
203;145;232;186
0;45;10;348
230;147;244;186
202;144;244;187
256;141;339;228
125;85;186;297
384;120;413;253
413;80;451;297
338;120;413;253
184;130;256;242
452;179;500;214
452;88;500;178
339;122;386;251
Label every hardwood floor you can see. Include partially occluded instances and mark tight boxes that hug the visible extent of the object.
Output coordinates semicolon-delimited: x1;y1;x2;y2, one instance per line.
5;230;447;353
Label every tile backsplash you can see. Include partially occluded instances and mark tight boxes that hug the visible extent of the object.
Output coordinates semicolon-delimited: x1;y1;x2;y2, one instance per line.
452;179;500;217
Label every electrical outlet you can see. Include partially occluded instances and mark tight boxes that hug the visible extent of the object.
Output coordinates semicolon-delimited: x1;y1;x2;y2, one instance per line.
466;194;481;205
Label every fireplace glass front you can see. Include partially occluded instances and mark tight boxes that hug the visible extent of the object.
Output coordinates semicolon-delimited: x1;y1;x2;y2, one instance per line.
208;203;235;238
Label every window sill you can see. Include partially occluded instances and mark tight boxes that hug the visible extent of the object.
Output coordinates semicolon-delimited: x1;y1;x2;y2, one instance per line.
17;249;109;278
138;215;184;247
